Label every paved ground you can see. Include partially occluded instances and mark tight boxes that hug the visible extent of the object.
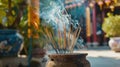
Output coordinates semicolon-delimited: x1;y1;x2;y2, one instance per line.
74;46;120;67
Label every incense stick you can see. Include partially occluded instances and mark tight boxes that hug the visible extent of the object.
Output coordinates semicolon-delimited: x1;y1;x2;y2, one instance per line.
63;24;67;53
67;25;71;53
69;27;79;53
45;23;81;54
45;27;59;53
63;25;67;49
70;27;81;53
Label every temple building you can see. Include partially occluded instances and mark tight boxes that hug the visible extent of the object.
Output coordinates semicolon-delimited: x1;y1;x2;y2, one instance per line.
64;0;120;46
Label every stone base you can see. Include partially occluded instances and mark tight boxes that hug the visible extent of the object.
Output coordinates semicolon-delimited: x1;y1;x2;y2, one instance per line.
0;56;47;67
31;57;47;67
0;56;27;67
92;42;99;47
86;42;99;47
86;42;92;47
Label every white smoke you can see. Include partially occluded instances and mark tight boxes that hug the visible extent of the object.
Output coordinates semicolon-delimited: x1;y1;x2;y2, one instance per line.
40;0;72;31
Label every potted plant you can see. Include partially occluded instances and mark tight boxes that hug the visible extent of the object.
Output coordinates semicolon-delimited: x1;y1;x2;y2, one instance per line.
0;0;27;57
102;13;120;52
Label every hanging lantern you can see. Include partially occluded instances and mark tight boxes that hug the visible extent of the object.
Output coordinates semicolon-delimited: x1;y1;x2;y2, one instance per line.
65;5;70;9
69;5;73;9
89;2;94;8
77;3;81;7
110;5;114;12
114;0;117;3
97;0;103;10
105;0;111;7
72;3;77;8
81;0;84;3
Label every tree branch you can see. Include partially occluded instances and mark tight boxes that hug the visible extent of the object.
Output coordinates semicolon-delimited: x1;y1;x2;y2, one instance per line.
8;0;27;29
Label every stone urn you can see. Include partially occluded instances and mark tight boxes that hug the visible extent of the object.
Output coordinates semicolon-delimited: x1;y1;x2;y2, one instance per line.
109;37;120;52
46;53;90;67
0;29;23;57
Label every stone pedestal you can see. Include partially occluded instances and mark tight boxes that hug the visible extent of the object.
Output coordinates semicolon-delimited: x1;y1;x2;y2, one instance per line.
0;57;27;67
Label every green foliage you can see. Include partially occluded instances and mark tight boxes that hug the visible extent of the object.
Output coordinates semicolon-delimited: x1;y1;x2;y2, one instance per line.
22;18;53;53
0;0;27;28
102;13;120;37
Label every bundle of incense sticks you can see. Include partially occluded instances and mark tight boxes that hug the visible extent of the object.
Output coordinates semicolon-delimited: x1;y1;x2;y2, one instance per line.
45;25;81;54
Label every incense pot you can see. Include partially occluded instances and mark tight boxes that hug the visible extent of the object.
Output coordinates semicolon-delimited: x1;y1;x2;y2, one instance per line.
46;53;90;67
